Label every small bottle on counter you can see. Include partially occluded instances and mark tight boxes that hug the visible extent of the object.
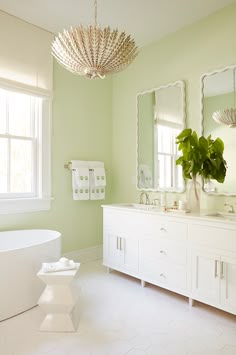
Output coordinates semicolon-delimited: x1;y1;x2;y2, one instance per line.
160;192;167;211
172;200;178;210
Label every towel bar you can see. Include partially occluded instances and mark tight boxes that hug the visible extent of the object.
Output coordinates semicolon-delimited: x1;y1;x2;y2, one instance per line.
64;162;106;171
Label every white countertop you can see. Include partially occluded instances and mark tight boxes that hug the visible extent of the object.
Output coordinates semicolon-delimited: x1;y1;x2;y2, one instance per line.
102;203;236;225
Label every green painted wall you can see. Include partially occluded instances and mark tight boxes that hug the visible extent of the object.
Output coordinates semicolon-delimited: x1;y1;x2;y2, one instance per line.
0;62;112;253
112;2;236;209
138;92;154;175
1;3;236;252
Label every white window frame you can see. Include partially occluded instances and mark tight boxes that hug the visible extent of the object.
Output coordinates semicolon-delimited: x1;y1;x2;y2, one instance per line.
0;82;52;214
154;122;184;192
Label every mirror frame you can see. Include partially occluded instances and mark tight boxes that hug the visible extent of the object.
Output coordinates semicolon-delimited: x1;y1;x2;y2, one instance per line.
136;80;186;192
200;64;236;196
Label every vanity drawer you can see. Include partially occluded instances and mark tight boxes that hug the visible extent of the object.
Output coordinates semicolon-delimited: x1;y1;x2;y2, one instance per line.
138;215;188;241
139;238;187;266
139;259;187;292
189;223;236;251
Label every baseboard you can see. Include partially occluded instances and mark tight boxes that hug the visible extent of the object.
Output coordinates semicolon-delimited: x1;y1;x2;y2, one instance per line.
63;245;103;264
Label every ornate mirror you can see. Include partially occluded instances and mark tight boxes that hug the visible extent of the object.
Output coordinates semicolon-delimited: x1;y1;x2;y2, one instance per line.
137;80;186;191
201;65;236;195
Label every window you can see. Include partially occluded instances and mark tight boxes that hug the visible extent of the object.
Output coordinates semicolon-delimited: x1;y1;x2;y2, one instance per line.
0;84;51;214
154;124;183;191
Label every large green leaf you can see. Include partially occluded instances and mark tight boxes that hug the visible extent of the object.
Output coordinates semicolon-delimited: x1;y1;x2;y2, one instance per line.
175;128;227;184
176;128;192;140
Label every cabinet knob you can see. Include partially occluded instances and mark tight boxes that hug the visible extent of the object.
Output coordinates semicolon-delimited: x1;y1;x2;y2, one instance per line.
160;250;165;254
160;227;166;232
160;273;165;277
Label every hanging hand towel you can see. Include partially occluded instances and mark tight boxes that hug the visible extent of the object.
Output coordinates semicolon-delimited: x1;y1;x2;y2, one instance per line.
72;171;89;200
89;169;105;200
139;164;153;188
74;167;90;188
93;167;106;186
90;186;105;200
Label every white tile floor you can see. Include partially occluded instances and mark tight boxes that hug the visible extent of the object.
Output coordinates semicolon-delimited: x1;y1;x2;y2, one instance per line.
0;259;236;355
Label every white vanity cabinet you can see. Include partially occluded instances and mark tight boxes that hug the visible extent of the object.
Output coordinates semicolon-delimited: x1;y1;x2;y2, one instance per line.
138;216;188;294
103;209;139;276
189;223;236;314
103;206;189;296
103;205;236;315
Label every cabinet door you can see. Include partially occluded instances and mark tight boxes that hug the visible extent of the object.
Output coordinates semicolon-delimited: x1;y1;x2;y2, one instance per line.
122;237;139;273
191;249;220;306
220;256;236;314
106;232;124;268
105;232;139;273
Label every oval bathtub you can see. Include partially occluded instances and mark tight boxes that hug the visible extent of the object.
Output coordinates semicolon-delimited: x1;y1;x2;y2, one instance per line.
0;229;61;321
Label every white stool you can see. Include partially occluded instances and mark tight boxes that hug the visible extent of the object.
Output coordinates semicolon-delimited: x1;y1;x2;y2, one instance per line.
37;263;80;332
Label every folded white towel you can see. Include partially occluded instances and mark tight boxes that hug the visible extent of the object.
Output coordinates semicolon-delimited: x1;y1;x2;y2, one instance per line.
41;258;78;273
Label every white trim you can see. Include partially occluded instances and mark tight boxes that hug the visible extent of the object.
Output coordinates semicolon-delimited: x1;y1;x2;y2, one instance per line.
0;197;53;214
63;245;103;264
0;77;53;98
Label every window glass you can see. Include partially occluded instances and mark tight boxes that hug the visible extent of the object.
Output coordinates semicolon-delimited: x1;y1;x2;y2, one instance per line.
0;89;7;134
155;124;183;190
0;138;8;193
0;84;51;213
10;139;33;193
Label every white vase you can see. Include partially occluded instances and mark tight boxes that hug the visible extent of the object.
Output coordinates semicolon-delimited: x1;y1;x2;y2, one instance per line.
187;176;201;213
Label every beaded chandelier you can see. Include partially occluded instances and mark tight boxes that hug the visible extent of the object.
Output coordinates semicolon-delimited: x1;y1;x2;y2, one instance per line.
52;0;138;79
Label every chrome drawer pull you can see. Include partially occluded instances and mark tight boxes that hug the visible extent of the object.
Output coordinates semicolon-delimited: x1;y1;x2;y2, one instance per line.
160;250;165;254
160;273;165;277
214;260;218;278
160;227;166;232
220;262;224;279
119;237;123;251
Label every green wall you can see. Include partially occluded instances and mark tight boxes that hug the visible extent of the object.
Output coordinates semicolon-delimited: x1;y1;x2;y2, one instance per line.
0;63;112;253
112;2;236;209
1;3;236;253
138;92;154;175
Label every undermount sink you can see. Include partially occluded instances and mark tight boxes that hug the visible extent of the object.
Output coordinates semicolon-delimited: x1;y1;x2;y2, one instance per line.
205;212;236;221
118;203;160;211
132;203;160;211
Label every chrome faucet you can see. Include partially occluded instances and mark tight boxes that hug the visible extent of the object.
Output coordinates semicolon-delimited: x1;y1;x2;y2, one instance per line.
224;203;235;213
139;191;150;205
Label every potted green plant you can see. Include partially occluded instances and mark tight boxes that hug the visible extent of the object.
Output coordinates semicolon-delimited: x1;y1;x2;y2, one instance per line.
175;128;227;212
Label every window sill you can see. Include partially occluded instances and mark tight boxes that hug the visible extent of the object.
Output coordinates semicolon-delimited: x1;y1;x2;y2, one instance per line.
0;197;53;214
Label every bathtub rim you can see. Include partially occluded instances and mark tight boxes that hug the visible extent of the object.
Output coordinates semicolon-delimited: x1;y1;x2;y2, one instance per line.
0;229;61;253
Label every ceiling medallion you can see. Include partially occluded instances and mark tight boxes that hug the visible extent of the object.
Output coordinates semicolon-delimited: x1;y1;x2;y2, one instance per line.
52;0;138;79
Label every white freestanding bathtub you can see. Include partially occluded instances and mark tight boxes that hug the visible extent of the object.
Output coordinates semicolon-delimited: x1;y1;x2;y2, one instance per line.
0;229;61;321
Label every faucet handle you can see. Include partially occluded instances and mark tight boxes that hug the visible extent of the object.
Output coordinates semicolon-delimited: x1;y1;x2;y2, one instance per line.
152;198;159;206
224;203;234;213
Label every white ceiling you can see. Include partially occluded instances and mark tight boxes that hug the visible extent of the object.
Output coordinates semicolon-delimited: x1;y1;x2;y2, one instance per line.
0;0;235;47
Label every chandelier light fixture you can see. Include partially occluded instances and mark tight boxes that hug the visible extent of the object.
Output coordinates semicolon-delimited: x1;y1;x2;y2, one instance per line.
212;68;236;128
52;0;138;79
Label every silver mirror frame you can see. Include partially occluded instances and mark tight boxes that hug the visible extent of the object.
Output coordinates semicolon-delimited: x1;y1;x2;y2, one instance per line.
200;64;236;196
136;80;186;192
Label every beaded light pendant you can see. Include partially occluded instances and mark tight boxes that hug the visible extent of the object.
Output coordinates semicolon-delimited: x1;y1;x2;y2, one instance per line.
52;0;138;79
